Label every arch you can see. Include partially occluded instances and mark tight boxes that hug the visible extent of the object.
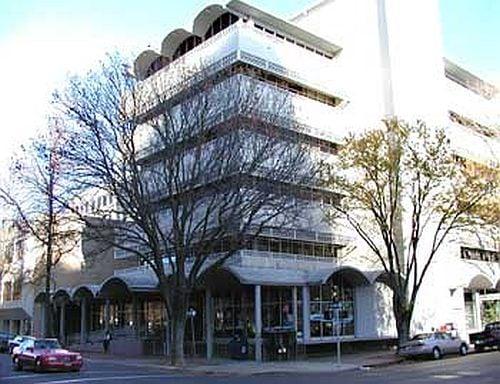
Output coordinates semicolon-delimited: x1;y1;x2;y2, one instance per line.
98;276;132;300
192;4;227;37
133;50;161;80
72;284;98;301
161;29;198;58
52;288;71;304
322;266;371;286
468;274;494;290
34;291;49;303
200;267;243;294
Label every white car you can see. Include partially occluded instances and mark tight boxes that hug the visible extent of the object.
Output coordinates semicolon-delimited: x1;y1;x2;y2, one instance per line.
399;332;468;360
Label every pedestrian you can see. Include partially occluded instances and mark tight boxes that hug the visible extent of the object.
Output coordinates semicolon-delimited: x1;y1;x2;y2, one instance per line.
103;330;112;353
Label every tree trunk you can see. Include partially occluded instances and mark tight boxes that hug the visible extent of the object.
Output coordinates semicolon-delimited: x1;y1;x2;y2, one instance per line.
169;291;188;366
392;293;412;347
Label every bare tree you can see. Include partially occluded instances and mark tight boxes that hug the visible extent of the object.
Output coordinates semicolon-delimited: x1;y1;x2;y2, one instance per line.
54;54;319;364
0;125;79;337
323;119;499;345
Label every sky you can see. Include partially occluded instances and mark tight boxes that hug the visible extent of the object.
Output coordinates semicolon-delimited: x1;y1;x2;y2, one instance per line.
0;0;499;169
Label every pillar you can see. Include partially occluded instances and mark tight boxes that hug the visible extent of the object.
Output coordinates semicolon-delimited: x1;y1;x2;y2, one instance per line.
473;292;482;330
205;289;214;360
302;286;310;342
132;296;139;337
80;299;87;345
104;299;110;332
292;287;298;332
40;303;46;338
254;285;262;362
59;302;66;344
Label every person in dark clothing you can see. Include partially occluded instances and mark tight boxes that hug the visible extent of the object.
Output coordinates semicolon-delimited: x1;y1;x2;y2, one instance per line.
103;331;112;353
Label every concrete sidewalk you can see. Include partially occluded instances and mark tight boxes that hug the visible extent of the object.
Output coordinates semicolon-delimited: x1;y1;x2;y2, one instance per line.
84;350;403;375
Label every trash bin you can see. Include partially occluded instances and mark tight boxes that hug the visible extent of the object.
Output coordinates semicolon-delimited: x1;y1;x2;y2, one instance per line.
228;334;249;360
262;327;296;361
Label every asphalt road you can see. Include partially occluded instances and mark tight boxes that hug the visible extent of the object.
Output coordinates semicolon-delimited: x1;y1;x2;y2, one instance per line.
1;351;499;384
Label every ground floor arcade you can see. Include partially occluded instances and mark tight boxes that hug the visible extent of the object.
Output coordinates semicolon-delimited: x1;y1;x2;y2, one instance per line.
32;264;395;360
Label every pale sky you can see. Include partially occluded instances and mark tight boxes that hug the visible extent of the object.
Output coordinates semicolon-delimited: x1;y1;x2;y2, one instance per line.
0;0;498;170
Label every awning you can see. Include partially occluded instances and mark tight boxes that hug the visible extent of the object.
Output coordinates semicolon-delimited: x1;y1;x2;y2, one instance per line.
0;307;31;320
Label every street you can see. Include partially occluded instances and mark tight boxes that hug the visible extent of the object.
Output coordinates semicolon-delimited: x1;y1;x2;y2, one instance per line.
1;351;499;383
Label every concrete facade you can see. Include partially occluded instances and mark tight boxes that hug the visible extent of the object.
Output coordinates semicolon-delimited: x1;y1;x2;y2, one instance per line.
1;0;498;359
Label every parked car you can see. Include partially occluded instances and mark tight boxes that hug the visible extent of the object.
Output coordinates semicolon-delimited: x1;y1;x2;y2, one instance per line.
0;331;15;353
399;332;468;360
469;321;500;352
12;338;83;372
9;335;35;355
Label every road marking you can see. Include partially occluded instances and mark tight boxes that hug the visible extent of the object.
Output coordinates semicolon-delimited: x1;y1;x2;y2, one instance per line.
0;374;41;380
456;371;481;376
36;374;177;384
432;375;460;380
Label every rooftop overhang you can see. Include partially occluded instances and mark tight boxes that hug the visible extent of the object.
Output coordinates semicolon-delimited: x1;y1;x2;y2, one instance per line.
161;28;199;58
227;0;342;57
0;307;30;320
444;58;498;99
134;50;161;80
193;4;228;36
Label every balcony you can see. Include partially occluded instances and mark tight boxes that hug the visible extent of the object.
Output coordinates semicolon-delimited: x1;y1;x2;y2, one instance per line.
130;21;346;118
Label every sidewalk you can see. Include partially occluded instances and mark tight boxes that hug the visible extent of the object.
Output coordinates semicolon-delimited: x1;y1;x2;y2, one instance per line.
84;350;403;375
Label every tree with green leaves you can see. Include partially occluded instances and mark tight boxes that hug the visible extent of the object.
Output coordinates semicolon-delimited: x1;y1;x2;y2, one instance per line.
323;118;499;345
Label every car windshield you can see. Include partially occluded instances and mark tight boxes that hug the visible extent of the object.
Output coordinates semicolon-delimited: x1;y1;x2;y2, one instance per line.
411;334;431;341
34;339;61;350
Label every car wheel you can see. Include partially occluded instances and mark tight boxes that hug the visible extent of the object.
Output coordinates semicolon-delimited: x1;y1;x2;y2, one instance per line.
475;345;484;353
12;356;22;371
432;347;442;360
35;358;43;373
459;344;467;356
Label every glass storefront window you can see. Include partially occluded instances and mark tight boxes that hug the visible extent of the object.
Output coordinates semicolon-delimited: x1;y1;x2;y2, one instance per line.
262;287;294;330
310;281;355;338
214;291;254;338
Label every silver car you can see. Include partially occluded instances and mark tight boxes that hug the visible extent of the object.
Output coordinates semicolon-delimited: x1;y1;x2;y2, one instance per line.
399;332;468;359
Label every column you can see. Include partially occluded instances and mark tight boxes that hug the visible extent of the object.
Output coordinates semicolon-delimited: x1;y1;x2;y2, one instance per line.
302;286;310;342
40;303;46;337
59;302;66;344
132;296;139;337
80;299;87;345
104;299;110;333
254;285;262;362
292;287;298;332
473;292;482;330
205;289;214;360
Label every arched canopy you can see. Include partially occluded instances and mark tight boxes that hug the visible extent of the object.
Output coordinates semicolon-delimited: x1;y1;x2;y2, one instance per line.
72;285;99;301
193;4;227;37
201;267;242;295
134;50;161;80
53;288;71;304
161;29;198;58
322;266;370;286
34;291;49;303
99;274;158;300
468;274;494;290
99;277;132;300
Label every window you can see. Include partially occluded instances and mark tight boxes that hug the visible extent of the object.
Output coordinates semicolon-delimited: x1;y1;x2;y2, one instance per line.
310;280;355;337
461;247;499;262
204;12;239;40
173;35;202;60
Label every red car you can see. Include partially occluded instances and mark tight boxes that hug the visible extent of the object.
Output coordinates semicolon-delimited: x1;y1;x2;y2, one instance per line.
12;338;83;372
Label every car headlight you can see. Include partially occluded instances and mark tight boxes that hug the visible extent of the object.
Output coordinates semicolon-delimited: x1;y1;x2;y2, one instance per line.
76;355;83;360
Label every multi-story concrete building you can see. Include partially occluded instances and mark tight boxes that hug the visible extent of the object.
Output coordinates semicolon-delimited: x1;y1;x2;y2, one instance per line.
2;0;498;359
